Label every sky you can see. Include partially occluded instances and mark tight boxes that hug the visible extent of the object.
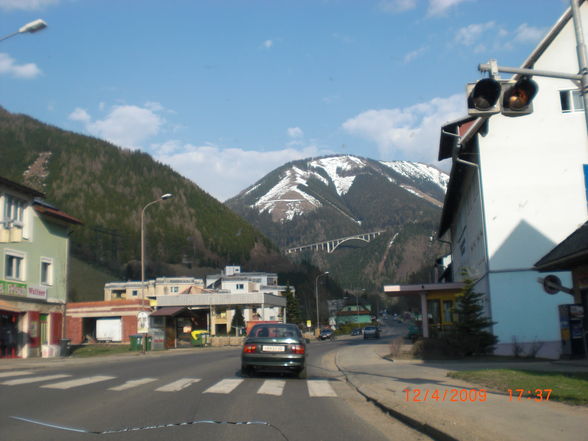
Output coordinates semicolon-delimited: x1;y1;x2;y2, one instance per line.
0;0;571;201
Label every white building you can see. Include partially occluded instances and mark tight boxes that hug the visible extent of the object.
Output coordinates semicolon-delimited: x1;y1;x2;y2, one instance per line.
437;2;588;358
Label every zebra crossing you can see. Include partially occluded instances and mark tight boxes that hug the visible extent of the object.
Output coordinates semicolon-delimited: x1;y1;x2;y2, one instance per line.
0;371;339;398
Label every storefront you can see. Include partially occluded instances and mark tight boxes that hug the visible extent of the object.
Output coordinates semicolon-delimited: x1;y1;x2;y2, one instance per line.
0;307;19;358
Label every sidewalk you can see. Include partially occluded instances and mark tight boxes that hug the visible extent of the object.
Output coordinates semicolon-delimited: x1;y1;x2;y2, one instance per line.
335;342;588;441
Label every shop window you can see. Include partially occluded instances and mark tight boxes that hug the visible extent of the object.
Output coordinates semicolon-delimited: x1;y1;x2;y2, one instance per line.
5;251;24;281
2;194;25;227
40;314;48;345
443;300;454;323
560;89;584;112
41;258;53;285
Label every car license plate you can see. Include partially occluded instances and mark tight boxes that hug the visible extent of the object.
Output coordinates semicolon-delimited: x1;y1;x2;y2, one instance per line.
262;345;285;352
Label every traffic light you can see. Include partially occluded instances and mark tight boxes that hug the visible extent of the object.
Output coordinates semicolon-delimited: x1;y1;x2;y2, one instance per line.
501;76;538;116
467;76;538;117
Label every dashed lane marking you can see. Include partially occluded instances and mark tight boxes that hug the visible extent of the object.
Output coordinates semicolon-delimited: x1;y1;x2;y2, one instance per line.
108;378;158;391
2;374;71;386
41;376;116;389
155;378;201;392
203;378;243;394
257;380;286;396
307;380;337;397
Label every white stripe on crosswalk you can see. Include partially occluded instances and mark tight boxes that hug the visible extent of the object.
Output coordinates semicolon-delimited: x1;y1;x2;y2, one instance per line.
2;374;71;386
41;376;115;389
204;378;243;394
257;380;285;396
155;378;200;392
108;378;157;391
307;380;337;397
0;370;34;378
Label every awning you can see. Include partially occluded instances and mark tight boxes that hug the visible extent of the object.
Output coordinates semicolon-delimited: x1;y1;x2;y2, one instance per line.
150;306;192;317
0;300;22;313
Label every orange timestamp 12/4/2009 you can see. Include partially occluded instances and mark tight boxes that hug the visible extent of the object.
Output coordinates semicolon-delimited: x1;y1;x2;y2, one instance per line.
404;388;554;403
404;388;488;402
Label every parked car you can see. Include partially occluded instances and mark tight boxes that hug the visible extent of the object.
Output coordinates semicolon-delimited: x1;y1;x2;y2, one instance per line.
351;328;362;336
241;323;307;378
318;328;335;340
363;326;380;339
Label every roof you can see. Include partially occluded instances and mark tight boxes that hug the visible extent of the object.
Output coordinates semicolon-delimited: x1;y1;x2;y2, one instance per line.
534;221;588;271
0;176;44;198
33;201;83;225
150;306;192;317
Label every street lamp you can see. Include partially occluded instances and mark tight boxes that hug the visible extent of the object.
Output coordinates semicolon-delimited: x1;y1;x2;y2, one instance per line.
315;271;329;331
0;19;48;42
140;193;173;303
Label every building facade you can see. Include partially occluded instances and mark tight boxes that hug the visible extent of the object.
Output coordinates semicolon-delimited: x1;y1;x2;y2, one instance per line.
0;177;81;358
437;3;588;358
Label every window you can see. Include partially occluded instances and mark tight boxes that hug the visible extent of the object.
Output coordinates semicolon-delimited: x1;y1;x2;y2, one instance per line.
40;258;53;285
170;286;179;293
560;90;585;112
3;195;25;227
131;290;138;297
236;283;244;290
5;252;25;280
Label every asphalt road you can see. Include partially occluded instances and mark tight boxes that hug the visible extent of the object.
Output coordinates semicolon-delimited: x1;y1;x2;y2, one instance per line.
0;329;428;441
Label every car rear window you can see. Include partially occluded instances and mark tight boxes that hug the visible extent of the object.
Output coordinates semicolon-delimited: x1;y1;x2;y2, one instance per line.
250;325;298;338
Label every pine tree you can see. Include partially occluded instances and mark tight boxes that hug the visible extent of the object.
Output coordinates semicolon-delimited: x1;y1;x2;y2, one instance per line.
284;285;301;325
231;306;245;335
451;270;498;356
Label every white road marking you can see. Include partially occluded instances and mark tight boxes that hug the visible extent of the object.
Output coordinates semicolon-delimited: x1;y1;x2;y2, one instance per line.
203;378;243;394
257;380;285;396
2;374;71;386
307;380;337;397
0;370;34;378
108;378;158;391
155;378;201;392
41;376;115;389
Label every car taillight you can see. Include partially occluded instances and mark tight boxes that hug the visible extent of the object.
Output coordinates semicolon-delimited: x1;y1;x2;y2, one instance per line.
291;344;305;354
243;344;257;353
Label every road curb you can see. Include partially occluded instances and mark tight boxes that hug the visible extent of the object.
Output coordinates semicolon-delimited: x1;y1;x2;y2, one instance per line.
334;347;461;441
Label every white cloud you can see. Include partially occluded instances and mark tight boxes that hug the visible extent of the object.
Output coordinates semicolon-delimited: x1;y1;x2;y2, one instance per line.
514;23;546;44
403;46;427;64
287;127;304;138
378;0;417;13
0;0;58;10
262;40;273;49
454;21;495;46
68;107;91;123
154;142;323;201
0;53;42;79
428;0;471;17
68;103;165;149
342;94;465;164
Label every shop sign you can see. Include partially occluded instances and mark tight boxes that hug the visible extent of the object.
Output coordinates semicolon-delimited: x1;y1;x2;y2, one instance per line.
27;285;47;300
0;280;27;298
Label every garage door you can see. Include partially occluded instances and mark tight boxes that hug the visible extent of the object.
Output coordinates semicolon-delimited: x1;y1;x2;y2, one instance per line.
96;318;122;342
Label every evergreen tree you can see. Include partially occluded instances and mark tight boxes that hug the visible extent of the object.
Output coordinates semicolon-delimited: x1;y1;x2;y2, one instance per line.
284;285;301;325
231;306;245;335
450;270;498;356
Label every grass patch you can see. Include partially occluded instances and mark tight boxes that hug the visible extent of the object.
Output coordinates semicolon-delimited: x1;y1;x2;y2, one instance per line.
70;344;132;358
448;369;588;405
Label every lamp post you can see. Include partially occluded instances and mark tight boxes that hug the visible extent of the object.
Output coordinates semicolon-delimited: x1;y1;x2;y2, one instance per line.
0;19;47;42
140;193;173;306
315;272;329;331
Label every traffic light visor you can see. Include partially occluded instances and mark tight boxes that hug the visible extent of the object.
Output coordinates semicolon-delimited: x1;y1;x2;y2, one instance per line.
470;78;501;110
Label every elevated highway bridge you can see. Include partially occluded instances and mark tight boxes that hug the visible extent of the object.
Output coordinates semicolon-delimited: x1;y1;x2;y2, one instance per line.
285;230;385;254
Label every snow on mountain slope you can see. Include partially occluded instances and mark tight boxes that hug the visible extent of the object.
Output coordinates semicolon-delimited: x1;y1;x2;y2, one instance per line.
238;155;447;223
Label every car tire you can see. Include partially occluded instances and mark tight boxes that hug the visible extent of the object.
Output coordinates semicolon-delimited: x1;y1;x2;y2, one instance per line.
297;366;307;379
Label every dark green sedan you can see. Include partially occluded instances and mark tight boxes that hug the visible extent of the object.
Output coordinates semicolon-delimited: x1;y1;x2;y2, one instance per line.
241;323;307;378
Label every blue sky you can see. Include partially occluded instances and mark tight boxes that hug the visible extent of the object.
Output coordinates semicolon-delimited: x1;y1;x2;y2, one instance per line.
0;0;570;201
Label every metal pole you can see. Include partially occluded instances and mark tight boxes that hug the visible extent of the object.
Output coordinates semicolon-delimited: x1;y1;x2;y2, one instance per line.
571;0;588;133
315;272;328;331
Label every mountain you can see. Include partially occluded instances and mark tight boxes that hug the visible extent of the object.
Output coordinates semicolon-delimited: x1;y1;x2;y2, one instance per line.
0;107;285;284
226;155;449;288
